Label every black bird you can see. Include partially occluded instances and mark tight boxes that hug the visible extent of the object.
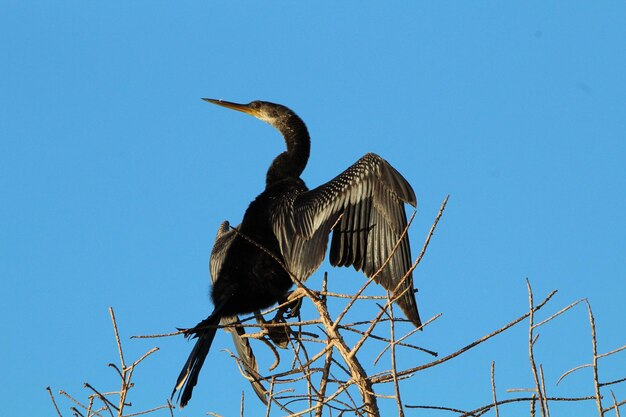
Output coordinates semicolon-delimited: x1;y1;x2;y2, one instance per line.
173;99;420;407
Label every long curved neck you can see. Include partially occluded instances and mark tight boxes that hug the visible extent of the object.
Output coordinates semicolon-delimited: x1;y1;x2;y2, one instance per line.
266;115;310;186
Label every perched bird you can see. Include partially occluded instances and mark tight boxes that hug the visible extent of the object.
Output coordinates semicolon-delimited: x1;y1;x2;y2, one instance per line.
173;99;420;407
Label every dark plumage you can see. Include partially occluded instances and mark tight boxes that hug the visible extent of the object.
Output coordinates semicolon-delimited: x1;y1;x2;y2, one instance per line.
172;100;420;407
209;221;268;403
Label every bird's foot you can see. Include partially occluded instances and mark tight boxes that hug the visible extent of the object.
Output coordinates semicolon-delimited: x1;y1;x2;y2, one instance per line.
282;287;307;318
254;313;291;349
178;316;217;338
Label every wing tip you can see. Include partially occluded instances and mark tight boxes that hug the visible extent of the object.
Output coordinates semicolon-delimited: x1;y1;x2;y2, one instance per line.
375;155;417;206
402;304;422;329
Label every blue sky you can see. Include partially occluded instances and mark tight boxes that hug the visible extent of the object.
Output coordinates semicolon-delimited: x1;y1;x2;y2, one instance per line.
1;2;625;416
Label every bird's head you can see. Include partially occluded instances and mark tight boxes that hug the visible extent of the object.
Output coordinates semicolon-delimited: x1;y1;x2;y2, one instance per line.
203;99;297;131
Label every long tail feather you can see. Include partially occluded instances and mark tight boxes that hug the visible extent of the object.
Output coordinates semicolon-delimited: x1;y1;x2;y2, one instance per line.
172;313;221;408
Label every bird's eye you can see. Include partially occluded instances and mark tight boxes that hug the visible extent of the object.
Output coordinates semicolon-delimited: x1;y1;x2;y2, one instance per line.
250;101;261;109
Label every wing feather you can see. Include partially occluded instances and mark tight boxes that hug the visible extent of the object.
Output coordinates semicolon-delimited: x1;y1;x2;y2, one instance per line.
209;221;235;281
272;153;421;327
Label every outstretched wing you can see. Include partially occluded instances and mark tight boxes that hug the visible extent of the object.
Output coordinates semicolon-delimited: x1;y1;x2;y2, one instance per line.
272;153;421;327
210;221;268;404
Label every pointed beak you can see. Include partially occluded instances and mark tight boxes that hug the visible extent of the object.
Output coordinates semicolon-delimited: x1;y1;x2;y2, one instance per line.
202;98;259;117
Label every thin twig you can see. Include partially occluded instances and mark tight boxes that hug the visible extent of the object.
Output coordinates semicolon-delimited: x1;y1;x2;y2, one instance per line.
557;363;593;385
130;347;159;368
405;404;475;415
470;395;595;416
408;396;597;416
86;397;94;417
71;407;86;417
315;340;334;417
109;308;125;370
527;279;547;417
598;344;626;360
533;298;585;329
59;391;91;414
491;362;499;417
610;391;622;417
47;387;65;417
123;405;174;417
586;300;604;416
371;314;441;364
540;365;550;417
265;378;274;417
388;303;404;417
600;377;626;388
414;195;448;268
371;289;558;384
83;383;119;412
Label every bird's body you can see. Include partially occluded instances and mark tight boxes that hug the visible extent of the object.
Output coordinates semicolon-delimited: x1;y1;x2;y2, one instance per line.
173;100;421;407
212;178;305;316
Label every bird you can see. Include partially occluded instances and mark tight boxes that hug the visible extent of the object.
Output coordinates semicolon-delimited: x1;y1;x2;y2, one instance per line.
172;99;420;408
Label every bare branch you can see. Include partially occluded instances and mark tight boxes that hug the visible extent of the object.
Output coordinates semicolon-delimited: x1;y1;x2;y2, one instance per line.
491;362;499;417
586;300;604;416
527;279;547;417
108;307;125;370
598;344;626;360
600;377;626;388
557;363;593;385
370;289;558;384
47;386;65;417
533;298;585;329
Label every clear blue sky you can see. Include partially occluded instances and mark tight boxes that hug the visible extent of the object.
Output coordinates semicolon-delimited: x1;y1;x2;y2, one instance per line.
1;2;625;416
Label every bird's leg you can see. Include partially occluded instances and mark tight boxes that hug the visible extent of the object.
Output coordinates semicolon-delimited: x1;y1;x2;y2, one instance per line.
284;287;307;318
254;310;290;349
247;289;315;349
285;297;302;318
272;287;306;321
263;288;309;347
249;292;319;350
